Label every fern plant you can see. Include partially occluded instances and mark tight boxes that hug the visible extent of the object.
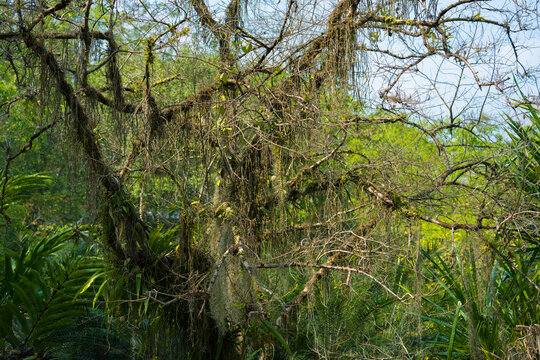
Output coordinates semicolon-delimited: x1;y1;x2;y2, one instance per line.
0;173;52;212
0;172;106;358
0;227;104;359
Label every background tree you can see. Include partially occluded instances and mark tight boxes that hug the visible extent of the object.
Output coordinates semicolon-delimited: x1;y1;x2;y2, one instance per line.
0;0;539;358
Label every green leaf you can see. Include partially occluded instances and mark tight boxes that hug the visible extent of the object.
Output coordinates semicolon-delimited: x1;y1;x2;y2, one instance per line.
5;299;30;335
136;273;142;297
241;43;253;54
34;308;83;333
76;271;103;298
32;319;75;340
93;279;107;308
11;282;37;322
0;308;19;345
217;104;226;116
259;319;292;356
28;269;51;302
4;254;13;285
448;301;462;360
143;296;149;315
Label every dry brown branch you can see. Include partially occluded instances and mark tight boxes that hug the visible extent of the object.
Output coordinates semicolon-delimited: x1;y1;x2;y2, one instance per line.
276;252;342;327
248;261;412;303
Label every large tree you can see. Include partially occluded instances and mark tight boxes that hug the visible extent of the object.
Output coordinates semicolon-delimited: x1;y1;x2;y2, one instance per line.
1;0;538;358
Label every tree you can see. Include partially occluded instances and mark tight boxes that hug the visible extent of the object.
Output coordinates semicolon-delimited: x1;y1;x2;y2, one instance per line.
0;0;538;358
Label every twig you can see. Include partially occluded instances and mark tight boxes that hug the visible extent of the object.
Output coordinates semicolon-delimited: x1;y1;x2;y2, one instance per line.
248;261;411;303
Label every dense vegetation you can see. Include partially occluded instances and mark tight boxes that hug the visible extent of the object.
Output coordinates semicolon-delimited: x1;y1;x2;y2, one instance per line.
0;0;539;359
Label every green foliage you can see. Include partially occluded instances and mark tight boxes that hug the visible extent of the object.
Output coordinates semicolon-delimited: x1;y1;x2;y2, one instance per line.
0;173;51;212
422;248;500;359
46;310;132;360
0;170;106;359
0;227;104;358
0;1;539;358
421;239;540;359
0;227;100;354
288;271;405;359
496;235;540;332
506;97;540;204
